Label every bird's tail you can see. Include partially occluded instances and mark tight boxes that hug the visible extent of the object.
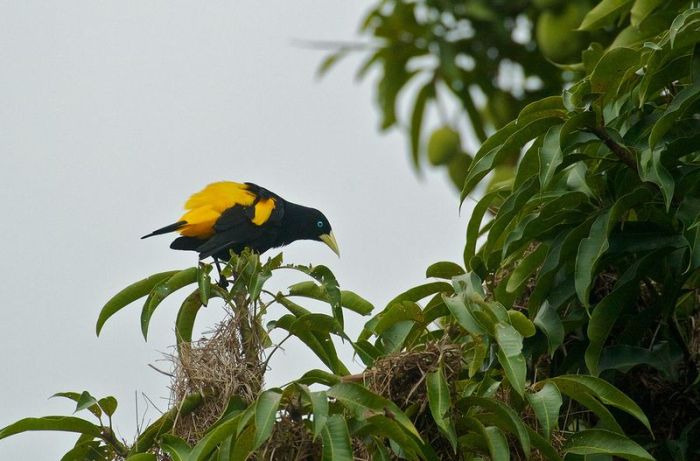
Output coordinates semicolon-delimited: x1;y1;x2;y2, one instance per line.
141;220;187;239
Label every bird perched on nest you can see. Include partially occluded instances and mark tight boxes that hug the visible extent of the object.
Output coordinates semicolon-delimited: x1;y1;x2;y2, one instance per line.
142;181;339;282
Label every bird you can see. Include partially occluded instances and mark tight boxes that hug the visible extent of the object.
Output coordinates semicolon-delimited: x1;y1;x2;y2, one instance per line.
141;181;339;280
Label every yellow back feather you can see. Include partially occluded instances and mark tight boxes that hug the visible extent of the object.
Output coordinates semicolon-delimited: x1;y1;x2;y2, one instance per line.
178;182;257;237
176;181;278;237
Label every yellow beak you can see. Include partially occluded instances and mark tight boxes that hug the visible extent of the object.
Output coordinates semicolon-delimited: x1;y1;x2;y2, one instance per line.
319;232;340;257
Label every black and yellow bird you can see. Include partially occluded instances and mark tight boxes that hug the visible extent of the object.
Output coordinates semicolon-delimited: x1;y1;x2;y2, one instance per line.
141;181;339;265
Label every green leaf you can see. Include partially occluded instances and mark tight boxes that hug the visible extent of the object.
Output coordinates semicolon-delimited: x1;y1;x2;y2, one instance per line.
461;117;563;201
465;338;487;377
538;125;564;190
317;50;348;77
590;47;640;94
51;392;100;419
494;322;523;357
175;285;228;347
599;343;681;377
564;429;654;460
460;396;531;456
580;0;634;31
188;414;242;461
351;339;382;367
141;267;199;339
327;382;419;437
527;426;563;461
0;416;102;440
560;111;596;152
507;310;536;338
526;383;562;440
550;375;651;432
506;245;548;293
356;415;435;460
631;0;665;26
585;251;659;375
321;414;353;461
518;96;565;121
309;265;342;325
60;441;108;461
130;392;203;454
96;270;180;336
296;369;341;387
373;301;423;336
482;178;539;258
288;282;373;315
310;391;329;440
254;389;282;449
533;300;565;356
248;265;272;302
295;384;329;440
410;82;435;170
285;265;343;325
159;435;192;461
649;77;700;149
464;417;510;461
339;291;374;315
268;313;349;375
75;391;100;416
464;190;501;267
561;386;624;433
229;424;255;461
425;261;465;279
175;289;205;348
575;187;652;306
443;294;485;335
639;147;675;209
386;281;453;307
98;397;117;417
427;366;457;450
125;455;157;461
669;8;700;48
497;348;526;397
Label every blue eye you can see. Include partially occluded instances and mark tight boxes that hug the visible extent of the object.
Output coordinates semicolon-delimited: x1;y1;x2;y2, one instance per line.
317;221;324;228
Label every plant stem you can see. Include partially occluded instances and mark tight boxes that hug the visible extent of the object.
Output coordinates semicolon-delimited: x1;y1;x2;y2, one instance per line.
100;427;128;457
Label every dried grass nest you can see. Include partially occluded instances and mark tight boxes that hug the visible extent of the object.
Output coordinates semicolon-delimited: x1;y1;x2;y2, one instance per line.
169;313;264;444
362;341;463;408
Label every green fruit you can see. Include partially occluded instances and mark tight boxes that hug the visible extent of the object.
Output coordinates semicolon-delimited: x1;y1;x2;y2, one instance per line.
536;2;590;63
448;153;472;190
486;165;515;192
428;126;461;166
487;91;519;129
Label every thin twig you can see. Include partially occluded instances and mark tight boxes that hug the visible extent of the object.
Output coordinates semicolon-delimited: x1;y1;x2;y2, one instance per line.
148;363;175;378
262;333;293;372
289;38;375;51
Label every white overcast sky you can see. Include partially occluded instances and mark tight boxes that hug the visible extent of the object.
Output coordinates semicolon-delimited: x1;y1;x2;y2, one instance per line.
0;2;472;459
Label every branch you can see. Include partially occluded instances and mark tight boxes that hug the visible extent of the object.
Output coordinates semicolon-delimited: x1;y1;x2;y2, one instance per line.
590;126;637;170
100;427;129;457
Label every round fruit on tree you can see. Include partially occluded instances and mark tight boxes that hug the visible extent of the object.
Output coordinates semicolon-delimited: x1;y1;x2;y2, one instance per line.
536;2;590;63
428;126;462;166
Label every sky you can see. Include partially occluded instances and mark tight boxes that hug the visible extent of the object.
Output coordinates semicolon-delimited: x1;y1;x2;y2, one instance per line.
0;2;471;459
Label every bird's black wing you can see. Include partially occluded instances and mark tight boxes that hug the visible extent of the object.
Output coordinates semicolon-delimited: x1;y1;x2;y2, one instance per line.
194;205;260;259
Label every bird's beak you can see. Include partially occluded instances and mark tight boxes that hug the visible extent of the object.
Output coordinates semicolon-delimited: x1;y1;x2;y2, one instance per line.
319;232;340;257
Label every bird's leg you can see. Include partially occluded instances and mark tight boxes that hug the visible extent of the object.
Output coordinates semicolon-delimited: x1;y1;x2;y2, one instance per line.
214;257;229;288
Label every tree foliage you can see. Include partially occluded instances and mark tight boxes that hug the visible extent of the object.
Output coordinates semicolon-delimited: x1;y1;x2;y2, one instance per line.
2;0;700;460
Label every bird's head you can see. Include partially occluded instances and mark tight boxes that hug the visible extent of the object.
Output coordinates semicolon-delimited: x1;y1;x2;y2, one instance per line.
293;206;340;257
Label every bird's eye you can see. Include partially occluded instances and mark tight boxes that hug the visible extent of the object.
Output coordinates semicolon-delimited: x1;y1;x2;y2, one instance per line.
317;221;324;228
